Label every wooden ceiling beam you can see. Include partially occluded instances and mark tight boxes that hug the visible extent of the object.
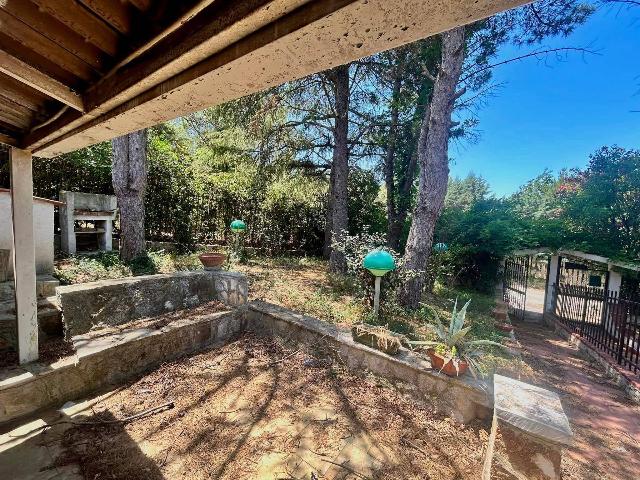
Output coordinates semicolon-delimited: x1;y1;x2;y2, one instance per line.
29;0;120;57
0;73;49;111
0;9;100;81
0;32;83;89
127;0;152;12
0;107;30;130
0;132;18;147
0;119;21;132
0;95;37;120
0;50;84;111
0;1;108;71
83;0;279;111
78;0;133;34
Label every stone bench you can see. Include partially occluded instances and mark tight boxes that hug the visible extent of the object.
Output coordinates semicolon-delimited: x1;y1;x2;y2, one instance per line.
492;374;572;479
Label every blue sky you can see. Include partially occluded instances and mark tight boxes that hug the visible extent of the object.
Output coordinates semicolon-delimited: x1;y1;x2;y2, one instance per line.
450;5;640;197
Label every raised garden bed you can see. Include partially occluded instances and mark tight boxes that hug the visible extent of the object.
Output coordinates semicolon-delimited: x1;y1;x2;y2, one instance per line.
50;335;496;480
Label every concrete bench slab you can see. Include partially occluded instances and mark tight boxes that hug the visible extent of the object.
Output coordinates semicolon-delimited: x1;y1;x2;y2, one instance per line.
493;374;572;480
494;374;573;446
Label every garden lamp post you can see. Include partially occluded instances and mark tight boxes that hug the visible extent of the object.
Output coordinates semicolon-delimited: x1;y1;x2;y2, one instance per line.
229;219;247;262
363;250;396;316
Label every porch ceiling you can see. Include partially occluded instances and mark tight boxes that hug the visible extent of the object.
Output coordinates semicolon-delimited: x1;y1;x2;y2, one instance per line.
0;0;527;157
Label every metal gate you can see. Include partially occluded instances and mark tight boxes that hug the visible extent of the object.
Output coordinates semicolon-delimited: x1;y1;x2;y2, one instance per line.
503;256;530;322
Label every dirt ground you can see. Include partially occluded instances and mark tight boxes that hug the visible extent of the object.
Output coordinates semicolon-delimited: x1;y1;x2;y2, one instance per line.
514;323;640;480
52;334;508;480
235;258;367;326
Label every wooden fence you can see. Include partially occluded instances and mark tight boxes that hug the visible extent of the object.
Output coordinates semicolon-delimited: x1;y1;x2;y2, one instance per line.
552;283;640;375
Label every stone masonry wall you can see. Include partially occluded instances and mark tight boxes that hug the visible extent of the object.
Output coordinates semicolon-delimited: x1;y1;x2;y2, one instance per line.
245;301;492;423
58;270;247;338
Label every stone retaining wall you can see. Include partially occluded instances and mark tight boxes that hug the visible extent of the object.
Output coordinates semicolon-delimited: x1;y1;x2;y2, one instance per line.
0;310;242;424
245;301;492;423
57;270;247;338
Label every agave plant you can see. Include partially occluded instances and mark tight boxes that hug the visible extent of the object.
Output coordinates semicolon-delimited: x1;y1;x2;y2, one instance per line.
408;299;505;377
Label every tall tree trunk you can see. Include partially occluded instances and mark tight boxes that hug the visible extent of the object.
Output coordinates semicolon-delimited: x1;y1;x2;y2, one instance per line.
388;70;432;251
385;69;402;250
323;166;335;259
399;27;465;309
112;130;148;262
328;64;350;273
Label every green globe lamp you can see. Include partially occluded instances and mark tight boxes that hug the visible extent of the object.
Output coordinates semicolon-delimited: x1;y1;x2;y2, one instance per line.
433;242;448;253
363;250;396;316
230;219;246;233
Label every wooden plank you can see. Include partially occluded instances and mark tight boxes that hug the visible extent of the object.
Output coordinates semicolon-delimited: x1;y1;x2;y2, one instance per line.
0;132;18;147
29;0;120;57
0;95;37;119
0;32;82;89
0;50;84;111
128;0;152;11
0;119;22;134
84;0;276;110
0;73;48;111
0;1;108;70
0;9;99;81
9;147;39;364
0;106;31;130
78;0;133;34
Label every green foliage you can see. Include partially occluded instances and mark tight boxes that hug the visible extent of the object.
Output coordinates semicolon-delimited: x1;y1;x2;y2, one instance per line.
331;231;420;312
0;142;113;198
435;175;524;291
347;168;387;235
558;146;640;261
54;250;202;285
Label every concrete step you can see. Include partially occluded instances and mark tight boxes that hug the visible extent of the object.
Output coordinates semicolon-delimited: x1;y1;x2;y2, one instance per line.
0;296;63;349
0;275;60;302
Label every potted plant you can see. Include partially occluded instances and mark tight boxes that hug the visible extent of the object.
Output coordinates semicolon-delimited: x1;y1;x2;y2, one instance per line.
198;252;227;269
409;299;505;377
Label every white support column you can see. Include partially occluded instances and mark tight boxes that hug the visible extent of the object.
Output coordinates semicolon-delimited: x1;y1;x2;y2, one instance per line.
10;148;38;364
545;255;560;313
608;269;622;295
59;191;76;254
102;219;113;251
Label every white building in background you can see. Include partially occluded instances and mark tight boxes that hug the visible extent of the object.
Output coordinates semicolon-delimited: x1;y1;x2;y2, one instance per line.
0;188;63;279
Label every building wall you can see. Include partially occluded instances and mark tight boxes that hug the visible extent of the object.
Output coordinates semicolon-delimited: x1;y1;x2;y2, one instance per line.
0;192;55;277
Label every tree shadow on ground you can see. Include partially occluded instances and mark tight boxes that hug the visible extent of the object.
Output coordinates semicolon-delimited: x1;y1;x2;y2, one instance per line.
55;410;166;480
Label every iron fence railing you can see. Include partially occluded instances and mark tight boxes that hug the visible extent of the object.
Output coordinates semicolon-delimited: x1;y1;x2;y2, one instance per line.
551;283;640;375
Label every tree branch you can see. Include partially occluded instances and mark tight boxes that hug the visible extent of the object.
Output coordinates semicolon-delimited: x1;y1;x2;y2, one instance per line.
459;47;598;83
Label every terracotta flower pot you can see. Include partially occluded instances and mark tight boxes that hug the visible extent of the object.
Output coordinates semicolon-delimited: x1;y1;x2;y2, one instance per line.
199;252;226;269
427;348;469;377
494;322;514;333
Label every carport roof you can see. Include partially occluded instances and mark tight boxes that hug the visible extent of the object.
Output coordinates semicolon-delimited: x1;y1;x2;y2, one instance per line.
511;248;640;273
0;0;527;157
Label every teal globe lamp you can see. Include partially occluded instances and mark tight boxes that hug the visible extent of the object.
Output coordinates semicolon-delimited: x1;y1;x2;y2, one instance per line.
433;242;448;253
363;250;396;316
230;219;246;233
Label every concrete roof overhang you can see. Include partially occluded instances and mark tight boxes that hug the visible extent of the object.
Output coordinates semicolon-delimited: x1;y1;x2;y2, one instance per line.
0;0;528;157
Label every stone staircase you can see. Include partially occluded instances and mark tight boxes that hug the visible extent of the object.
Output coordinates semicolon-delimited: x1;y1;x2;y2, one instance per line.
0;276;63;350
